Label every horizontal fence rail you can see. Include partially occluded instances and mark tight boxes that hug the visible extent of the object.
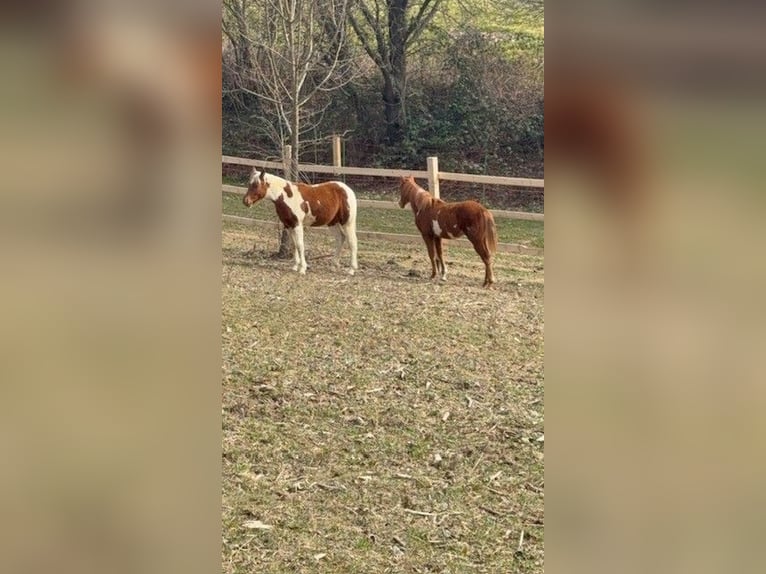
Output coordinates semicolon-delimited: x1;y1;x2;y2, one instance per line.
222;156;283;170
222;151;544;192
223;155;430;179
294;163;430;179
222;184;544;222
222;147;543;256
438;171;544;188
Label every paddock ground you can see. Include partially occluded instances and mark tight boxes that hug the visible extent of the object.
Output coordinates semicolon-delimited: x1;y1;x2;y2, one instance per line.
222;220;544;573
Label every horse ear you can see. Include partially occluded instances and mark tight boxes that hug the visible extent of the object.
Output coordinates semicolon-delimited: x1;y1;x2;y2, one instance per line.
260;170;266;181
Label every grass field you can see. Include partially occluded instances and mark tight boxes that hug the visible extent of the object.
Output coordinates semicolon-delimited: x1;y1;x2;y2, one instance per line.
222;216;544;573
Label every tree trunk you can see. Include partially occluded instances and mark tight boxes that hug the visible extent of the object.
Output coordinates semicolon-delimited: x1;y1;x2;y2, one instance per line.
276;98;301;258
384;0;407;145
276;230;291;258
382;72;403;145
233;7;252;79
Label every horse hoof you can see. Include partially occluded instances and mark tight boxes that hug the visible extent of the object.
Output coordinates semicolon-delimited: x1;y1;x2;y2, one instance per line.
347;268;356;276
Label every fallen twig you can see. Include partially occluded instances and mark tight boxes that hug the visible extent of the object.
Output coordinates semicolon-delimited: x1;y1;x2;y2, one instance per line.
470;454;485;475
479;505;503;517
314;482;346;491
402;508;437;517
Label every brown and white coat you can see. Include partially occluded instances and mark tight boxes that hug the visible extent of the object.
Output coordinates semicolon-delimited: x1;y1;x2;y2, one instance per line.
399;176;497;287
244;170;358;275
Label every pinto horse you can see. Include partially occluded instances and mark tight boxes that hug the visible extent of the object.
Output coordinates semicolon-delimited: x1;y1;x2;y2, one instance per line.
398;176;497;287
243;170;359;275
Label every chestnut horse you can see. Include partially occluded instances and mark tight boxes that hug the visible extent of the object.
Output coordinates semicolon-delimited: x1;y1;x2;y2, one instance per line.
398;176;497;287
243;170;358;275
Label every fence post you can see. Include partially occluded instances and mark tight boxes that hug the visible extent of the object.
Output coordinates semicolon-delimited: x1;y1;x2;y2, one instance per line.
332;134;342;173
427;156;440;199
282;144;292;179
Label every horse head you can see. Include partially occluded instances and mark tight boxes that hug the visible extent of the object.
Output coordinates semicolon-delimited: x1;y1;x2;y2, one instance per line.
243;169;268;206
398;176;417;208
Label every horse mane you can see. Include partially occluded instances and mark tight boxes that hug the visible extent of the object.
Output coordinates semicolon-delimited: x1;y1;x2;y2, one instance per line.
402;177;433;211
252;170;289;191
265;171;288;186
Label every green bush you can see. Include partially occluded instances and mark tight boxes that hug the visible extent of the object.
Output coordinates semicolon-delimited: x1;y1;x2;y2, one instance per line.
223;29;543;177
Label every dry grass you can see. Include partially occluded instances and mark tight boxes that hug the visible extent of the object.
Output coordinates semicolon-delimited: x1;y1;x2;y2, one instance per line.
222;220;544;573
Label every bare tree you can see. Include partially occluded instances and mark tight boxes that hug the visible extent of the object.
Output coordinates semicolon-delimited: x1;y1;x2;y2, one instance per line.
247;0;355;172
348;0;446;146
223;0;357;256
222;0;255;90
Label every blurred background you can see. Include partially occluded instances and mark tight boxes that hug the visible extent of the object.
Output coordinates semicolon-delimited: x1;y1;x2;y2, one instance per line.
546;3;766;574
0;2;221;573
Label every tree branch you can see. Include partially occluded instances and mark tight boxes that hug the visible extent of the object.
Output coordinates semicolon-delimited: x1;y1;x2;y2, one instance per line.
350;0;390;69
406;0;446;46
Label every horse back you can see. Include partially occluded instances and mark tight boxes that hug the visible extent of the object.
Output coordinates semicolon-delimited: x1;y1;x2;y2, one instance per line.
417;199;490;239
295;181;353;226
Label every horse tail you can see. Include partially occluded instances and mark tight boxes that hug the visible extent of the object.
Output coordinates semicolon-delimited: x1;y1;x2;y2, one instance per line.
483;209;498;255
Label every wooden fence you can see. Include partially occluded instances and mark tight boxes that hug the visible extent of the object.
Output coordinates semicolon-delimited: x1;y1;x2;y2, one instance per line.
222;138;544;256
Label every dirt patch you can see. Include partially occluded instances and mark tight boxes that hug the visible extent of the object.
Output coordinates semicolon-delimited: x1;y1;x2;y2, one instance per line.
222;222;544;573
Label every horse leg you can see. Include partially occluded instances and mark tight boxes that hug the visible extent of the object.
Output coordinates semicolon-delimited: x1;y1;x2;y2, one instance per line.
294;225;307;274
343;222;358;275
331;225;345;268
482;254;495;288
424;236;437;279
289;228;301;272
478;246;495;288
434;237;447;281
467;232;494;287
